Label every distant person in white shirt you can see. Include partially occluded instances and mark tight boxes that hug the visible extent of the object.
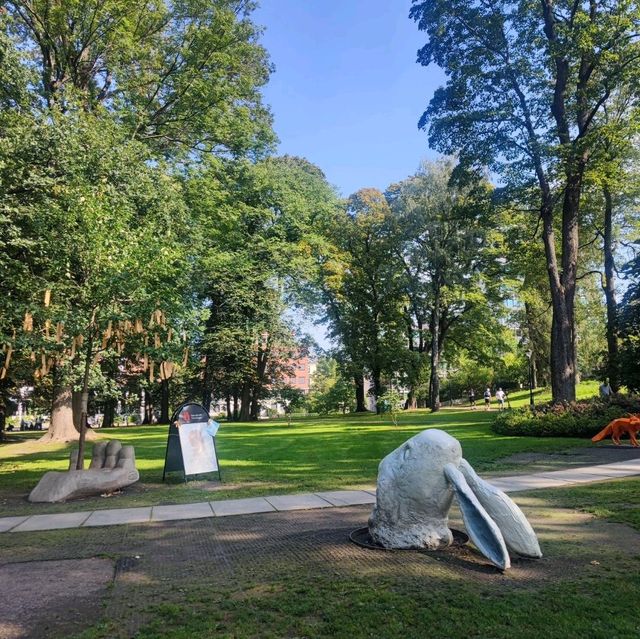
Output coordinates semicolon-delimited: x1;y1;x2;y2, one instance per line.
484;387;492;410
599;381;612;400
496;388;506;410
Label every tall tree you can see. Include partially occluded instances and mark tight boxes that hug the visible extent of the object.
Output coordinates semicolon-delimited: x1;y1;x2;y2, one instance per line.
0;110;190;442
388;160;498;411
187;156;338;419
4;0;274;157
411;0;640;402
320;189;406;411
618;247;640;392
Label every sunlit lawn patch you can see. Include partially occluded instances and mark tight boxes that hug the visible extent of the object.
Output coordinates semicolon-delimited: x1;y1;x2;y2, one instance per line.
0;387;598;516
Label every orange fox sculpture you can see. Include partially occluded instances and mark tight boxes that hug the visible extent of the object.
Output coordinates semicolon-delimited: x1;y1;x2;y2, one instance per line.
592;415;640;447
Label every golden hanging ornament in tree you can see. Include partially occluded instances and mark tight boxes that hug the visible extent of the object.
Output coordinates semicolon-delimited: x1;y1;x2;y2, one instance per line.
160;361;174;381
23;311;33;332
44;289;51;307
0;345;12;378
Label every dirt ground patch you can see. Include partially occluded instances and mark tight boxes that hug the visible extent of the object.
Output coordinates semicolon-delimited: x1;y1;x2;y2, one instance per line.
0;557;113;639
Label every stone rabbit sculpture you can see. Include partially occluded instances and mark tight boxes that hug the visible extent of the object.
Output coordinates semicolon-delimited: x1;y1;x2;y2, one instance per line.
368;429;542;570
29;440;139;503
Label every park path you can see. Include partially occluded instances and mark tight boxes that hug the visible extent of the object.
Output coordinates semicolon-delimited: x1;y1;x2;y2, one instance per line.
1;456;640;534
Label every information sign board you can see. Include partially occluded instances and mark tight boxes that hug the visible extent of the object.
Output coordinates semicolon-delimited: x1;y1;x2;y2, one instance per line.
162;402;221;481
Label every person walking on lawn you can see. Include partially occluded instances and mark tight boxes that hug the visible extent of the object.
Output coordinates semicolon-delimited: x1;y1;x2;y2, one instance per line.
484;387;492;411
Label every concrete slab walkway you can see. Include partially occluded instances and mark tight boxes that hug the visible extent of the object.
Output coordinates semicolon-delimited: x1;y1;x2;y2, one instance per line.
2;458;640;534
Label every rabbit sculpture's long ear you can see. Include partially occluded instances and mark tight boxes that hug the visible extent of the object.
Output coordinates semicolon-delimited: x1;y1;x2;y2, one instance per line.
443;463;510;571
459;459;542;559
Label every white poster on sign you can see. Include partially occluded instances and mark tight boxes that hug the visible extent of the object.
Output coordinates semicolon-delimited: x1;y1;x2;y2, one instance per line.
177;422;219;475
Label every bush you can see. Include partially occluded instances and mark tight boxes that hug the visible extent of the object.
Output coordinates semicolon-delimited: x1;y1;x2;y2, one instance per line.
491;395;640;438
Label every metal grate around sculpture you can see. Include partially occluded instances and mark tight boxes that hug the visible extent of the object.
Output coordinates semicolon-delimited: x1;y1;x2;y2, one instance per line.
368;429;542;570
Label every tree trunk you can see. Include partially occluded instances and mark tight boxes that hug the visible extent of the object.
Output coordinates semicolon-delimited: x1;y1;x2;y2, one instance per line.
541;204;577;403
0;379;8;442
40;375;79;442
371;368;382;414
404;389;417;410
250;388;260;420
233;392;239;421
75;326;96;469
602;184;620;392
142;389;154;424
72;389;83;431
201;357;211;412
160;378;170;423
250;346;269;421
429;289;441;412
354;374;367;412
225;395;231;421
103;399;115;428
239;384;251;421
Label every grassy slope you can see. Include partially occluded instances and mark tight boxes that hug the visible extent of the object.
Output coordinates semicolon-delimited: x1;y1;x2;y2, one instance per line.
0;384;600;515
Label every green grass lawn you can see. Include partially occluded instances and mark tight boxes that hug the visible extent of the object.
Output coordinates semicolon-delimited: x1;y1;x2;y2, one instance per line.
0;383;600;516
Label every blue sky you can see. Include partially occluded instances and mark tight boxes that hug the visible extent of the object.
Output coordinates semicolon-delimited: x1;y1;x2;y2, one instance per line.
253;1;446;197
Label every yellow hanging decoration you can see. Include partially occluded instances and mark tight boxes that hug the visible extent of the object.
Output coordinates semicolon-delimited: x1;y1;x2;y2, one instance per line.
160;361;174;380
135;319;144;333
182;347;189;367
0;344;11;378
154;333;161;349
56;322;64;343
44;289;51;307
142;354;148;371
149;360;155;382
4;345;13;370
30;351;36;362
44;319;51;339
23;311;33;332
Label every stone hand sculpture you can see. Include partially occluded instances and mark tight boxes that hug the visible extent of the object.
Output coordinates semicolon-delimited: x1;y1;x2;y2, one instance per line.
29;440;139;503
368;429;541;570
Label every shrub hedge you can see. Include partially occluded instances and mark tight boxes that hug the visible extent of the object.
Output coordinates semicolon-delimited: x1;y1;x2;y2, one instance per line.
491;395;640;438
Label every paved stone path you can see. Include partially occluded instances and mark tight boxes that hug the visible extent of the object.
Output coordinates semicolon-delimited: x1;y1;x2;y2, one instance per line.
2;457;639;534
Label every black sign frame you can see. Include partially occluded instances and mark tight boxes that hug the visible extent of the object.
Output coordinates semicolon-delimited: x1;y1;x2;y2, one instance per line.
162;402;222;482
